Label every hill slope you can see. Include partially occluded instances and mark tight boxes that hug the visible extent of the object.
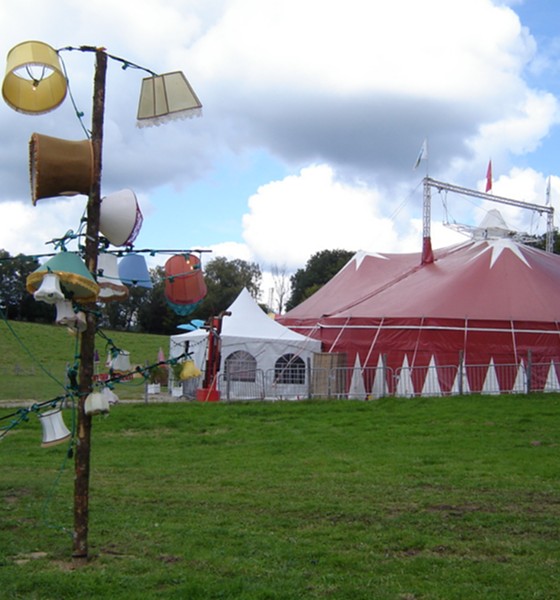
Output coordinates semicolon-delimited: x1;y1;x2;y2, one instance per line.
0;319;170;401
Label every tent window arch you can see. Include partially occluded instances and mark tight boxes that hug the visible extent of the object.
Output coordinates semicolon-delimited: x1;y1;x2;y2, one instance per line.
224;350;257;382
275;354;306;384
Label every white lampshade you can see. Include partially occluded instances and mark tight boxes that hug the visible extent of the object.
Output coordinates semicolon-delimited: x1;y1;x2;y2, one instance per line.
110;350;131;372
2;41;68;115
137;71;202;127
99;189;143;246
84;391;110;416
97;253;129;302
38;408;71;447
33;272;64;304
54;299;86;332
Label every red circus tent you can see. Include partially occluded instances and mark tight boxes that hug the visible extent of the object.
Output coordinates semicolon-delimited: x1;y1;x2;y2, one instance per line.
280;228;560;395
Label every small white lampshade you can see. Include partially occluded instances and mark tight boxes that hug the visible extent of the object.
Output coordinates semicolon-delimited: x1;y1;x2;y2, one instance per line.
97;253;129;302
54;299;87;333
33;272;64;304
2;41;68;115
137;71;202;127
99;189;143;246
111;350;131;372
101;387;119;406
84;391;110;416
38;408;71;447
118;254;153;289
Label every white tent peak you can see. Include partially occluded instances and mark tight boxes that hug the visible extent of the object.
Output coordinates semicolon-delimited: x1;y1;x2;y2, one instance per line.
472;209;516;241
223;288;311;340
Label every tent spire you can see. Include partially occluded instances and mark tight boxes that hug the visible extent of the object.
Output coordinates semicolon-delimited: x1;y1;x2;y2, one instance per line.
422;177;434;264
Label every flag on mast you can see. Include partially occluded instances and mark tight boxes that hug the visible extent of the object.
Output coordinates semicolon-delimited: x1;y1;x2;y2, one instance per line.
485;160;492;193
546;176;551;205
413;139;428;170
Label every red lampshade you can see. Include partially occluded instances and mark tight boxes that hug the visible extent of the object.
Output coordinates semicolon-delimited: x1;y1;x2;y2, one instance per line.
164;254;206;314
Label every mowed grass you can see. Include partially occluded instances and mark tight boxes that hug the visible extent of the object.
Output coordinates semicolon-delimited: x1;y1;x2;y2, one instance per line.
0;319;169;401
1;396;560;599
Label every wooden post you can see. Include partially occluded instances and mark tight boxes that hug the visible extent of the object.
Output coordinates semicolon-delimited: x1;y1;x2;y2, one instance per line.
73;48;107;561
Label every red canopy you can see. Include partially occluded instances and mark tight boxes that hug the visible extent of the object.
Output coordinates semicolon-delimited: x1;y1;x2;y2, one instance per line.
280;239;560;394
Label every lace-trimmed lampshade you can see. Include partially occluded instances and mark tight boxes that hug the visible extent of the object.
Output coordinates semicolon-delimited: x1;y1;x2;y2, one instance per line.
164;254;207;316
99;189;143;246
137;71;202;128
97;253;129;302
29;133;93;204
2;41;67;115
27;252;99;304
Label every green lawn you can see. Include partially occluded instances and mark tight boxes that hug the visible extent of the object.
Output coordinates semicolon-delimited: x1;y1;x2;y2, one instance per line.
1;397;559;599
0;319;170;401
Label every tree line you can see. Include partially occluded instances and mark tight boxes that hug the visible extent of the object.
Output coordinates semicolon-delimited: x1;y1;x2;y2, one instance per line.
0;249;355;335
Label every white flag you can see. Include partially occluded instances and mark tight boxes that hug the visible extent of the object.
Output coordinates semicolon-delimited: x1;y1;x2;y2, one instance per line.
413;139;428;169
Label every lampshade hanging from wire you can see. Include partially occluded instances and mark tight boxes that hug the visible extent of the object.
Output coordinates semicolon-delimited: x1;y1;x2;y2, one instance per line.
38;408;71;448
2;41;67;115
97;253;129;302
29;133;93;204
99;189;143;246
27;252;99;303
137;71;202;127
118;254;153;289
164;254;206;316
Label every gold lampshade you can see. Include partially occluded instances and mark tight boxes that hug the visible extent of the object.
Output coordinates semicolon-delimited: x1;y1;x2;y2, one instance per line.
137;71;202;127
29;133;93;204
2;41;67;115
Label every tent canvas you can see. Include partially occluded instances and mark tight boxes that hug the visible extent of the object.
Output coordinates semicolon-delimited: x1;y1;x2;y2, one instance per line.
170;288;321;399
280;236;560;396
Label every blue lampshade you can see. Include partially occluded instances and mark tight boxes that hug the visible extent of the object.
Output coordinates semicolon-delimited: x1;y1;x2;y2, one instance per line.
118;254;152;289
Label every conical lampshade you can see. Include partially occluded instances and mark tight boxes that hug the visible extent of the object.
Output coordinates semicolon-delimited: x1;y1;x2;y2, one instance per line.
137;71;202;127
26;252;99;303
2;41;67;115
99;189;143;246
118;254;153;289
29;133;93;204
38;408;71;447
97;253;129;302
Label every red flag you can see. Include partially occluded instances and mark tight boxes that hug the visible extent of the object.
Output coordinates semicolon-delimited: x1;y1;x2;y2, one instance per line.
485;160;492;193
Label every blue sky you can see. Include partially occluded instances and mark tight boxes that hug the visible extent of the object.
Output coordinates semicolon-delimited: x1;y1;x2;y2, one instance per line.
1;0;560;308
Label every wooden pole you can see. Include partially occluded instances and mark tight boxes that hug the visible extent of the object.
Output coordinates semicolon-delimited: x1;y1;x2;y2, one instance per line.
72;48;107;561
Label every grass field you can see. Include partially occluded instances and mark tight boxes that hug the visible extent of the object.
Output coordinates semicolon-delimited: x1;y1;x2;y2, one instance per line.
1;396;559;599
0;319;170;401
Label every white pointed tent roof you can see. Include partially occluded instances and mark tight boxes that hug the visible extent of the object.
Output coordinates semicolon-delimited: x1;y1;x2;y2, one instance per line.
220;287;314;341
170;288;321;368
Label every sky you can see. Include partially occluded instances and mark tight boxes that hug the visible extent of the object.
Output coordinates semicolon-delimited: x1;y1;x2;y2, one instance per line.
1;0;560;309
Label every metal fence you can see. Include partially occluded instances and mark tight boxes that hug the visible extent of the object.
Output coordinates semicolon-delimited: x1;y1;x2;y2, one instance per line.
170;359;560;401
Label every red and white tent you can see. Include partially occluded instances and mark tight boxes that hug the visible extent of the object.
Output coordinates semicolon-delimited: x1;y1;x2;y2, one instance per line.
280;230;560;395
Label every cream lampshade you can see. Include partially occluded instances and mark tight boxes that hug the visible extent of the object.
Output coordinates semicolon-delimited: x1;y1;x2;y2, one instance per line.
137;71;202;127
2;41;67;115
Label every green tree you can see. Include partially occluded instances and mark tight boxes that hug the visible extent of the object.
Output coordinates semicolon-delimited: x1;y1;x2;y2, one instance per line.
0;250;54;322
286;249;354;311
194;257;262;318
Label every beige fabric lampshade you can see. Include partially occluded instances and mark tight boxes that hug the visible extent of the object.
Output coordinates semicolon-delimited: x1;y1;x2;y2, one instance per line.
2;41;67;115
137;71;202;127
29;133;93;204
